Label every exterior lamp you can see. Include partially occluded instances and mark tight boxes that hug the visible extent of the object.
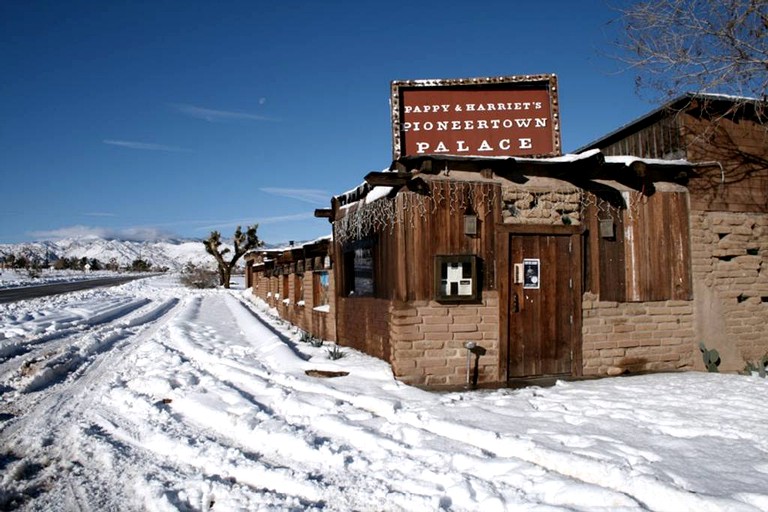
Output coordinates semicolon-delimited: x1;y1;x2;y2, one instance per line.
464;212;478;236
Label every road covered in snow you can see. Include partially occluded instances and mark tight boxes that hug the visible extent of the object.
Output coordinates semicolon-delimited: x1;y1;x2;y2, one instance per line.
1;275;767;511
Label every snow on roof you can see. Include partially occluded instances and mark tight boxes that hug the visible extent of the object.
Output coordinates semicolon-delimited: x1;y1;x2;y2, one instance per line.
605;155;690;167
331;151;692;211
263;235;333;254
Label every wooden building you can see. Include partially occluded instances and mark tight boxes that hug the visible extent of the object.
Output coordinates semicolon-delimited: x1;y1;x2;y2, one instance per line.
578;93;768;374
320;150;696;387
250;89;766;388
247;237;336;342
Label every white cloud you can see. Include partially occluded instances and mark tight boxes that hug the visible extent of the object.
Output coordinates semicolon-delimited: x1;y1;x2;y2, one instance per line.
171;103;276;122
30;225;175;242
259;188;330;205
103;140;191;152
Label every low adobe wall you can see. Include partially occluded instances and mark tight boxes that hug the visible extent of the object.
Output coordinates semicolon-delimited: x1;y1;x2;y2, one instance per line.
334;296;390;362
388;292;500;387
252;272;336;342
581;294;696;376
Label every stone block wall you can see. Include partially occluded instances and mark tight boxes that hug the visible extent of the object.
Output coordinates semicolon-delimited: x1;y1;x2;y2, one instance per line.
581;293;696;376
689;211;768;370
389;292;500;387
501;186;582;225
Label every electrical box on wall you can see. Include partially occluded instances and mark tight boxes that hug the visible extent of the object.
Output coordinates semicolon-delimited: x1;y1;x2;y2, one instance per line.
513;263;524;284
434;255;479;303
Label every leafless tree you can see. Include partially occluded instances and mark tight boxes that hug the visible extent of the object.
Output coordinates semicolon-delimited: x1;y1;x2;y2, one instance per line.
612;0;767;121
204;225;262;288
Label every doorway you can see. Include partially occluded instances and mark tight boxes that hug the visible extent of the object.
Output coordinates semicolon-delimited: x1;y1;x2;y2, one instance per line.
503;228;582;379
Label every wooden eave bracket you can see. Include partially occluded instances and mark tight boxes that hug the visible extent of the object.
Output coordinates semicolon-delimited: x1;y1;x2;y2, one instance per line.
314;208;332;218
364;171;412;187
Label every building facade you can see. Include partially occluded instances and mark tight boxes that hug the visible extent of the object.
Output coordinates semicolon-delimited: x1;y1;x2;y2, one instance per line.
250;92;767;388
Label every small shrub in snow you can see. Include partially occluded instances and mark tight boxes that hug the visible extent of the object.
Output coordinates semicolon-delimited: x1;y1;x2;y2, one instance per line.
327;345;344;360
299;331;324;347
179;263;218;289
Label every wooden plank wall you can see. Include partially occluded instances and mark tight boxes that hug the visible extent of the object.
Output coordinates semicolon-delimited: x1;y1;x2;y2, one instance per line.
584;190;691;302
394;180;502;301
583;196;626;302
622;191;692;301
332;179;501;302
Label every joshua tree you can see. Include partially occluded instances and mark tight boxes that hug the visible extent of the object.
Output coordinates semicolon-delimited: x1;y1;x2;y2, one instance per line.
204;225;261;288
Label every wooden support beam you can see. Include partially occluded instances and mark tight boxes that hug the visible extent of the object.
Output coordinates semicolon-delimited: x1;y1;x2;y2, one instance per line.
364;171;411;187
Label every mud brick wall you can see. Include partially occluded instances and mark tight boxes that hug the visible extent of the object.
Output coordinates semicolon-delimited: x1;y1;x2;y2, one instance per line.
689;211;768;371
389;292;500;387
581;294;696;376
251;272;336;342
335;297;390;362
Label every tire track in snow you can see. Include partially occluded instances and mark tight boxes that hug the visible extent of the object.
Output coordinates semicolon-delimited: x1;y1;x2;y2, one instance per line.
135;294;634;511
0;298;180;396
0;296;183;511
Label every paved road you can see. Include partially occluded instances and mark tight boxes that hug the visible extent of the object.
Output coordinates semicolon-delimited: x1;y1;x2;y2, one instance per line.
0;275;150;304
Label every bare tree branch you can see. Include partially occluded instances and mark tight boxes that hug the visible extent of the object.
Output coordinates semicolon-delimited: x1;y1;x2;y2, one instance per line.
612;0;768;123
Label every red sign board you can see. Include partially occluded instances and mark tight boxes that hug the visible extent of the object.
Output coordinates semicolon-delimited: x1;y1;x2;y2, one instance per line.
391;75;561;159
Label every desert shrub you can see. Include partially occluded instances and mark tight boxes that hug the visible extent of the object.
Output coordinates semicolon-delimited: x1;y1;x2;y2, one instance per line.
180;263;218;289
326;345;345;360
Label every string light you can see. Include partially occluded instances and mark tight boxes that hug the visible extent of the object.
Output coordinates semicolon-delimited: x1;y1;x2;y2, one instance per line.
334;179;640;244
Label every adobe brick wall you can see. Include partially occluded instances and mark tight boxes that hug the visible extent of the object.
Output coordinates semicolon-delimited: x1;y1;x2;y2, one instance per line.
251;271;336;341
689;211;768;371
581;293;696;376
389;292;500;387
335;296;390;361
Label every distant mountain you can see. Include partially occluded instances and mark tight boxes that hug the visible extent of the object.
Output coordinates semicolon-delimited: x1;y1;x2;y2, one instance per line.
0;237;217;271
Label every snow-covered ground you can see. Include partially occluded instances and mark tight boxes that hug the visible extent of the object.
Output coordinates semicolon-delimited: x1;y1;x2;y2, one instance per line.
1;275;766;511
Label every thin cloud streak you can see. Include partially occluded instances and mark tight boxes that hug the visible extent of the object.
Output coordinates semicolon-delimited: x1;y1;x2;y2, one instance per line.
103;139;192;152
259;188;330;205
83;212;117;218
171;103;277;123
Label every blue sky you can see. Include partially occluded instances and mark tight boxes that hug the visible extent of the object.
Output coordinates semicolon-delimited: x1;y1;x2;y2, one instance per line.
0;0;652;245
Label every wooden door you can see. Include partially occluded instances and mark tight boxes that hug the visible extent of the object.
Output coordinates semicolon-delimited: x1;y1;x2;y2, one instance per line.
507;233;580;378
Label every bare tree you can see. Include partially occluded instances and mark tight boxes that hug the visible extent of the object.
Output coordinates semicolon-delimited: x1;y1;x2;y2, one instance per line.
204;225;261;288
612;0;767;121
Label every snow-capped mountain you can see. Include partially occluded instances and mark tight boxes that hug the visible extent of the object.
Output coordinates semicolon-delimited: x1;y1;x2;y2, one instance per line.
0;237;216;271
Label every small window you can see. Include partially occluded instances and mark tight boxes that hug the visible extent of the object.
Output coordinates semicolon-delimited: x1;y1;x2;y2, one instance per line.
313;270;330;307
434;255;479;303
343;239;375;297
294;273;304;304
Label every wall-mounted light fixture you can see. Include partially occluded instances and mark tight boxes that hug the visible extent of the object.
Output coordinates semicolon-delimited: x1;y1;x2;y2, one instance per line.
464;212;478;236
599;218;615;239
